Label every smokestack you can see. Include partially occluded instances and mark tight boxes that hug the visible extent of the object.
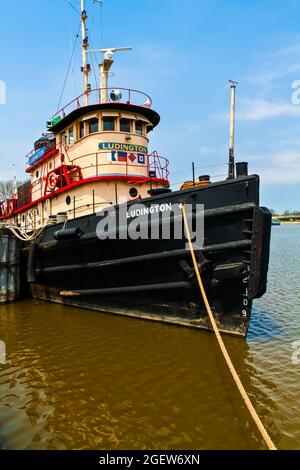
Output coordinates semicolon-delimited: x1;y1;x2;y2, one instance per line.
228;80;238;179
236;162;248;178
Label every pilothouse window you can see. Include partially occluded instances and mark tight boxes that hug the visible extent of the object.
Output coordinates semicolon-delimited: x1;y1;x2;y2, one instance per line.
79;121;85;139
135;120;143;135
120;118;131;133
102;117;115;131
88;118;99;134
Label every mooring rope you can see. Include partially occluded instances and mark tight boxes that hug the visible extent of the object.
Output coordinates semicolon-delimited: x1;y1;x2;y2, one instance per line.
180;203;277;451
0;224;46;242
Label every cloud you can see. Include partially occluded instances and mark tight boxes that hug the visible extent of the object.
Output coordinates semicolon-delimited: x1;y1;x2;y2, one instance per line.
197;146;219;156
238;99;300;121
215;98;300;122
272;42;300;57
242;150;300;184
248;64;300;90
185;122;202;135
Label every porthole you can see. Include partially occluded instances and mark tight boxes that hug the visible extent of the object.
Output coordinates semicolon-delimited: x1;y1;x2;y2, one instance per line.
129;188;138;198
36;170;39;178
66;196;71;206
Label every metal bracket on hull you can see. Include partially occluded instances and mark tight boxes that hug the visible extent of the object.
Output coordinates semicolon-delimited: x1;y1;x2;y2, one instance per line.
179;250;209;280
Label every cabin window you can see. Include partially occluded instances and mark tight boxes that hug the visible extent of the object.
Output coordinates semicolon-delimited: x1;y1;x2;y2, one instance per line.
135;120;144;136
79;121;85;139
88;118;99;134
36;170;39;178
61;132;67;144
69;127;74;145
102;117;115;131
120;118;132;133
66;196;71;206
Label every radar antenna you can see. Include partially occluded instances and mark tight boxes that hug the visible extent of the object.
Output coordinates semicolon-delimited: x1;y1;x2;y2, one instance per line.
87;47;133;103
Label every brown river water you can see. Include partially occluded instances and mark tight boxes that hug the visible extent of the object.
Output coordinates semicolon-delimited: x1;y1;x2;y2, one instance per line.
0;225;299;450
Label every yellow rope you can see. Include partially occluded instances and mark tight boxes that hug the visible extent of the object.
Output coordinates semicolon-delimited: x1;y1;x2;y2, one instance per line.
180;204;277;451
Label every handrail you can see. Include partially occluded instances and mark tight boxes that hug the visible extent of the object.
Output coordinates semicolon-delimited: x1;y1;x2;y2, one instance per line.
0;143;169;218
68;150;169;180
27;147;169;201
25;141;57;164
52;88;153;122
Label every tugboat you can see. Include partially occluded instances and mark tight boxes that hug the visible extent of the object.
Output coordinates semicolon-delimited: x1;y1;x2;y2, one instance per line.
0;1;271;336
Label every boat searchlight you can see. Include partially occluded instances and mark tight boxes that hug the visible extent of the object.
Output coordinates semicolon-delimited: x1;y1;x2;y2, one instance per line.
110;90;123;102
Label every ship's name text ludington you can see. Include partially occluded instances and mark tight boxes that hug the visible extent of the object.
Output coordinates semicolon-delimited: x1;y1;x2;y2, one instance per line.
99;142;148;154
127;203;172;218
96;203;205;247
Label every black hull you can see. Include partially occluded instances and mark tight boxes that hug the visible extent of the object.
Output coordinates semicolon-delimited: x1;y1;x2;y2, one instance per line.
28;175;271;337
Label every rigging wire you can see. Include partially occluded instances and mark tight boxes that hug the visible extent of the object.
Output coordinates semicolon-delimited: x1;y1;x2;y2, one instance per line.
88;35;100;89
66;0;79;99
169;162;227;177
56;23;81;112
100;0;104;45
89;1;105;88
65;0;81;16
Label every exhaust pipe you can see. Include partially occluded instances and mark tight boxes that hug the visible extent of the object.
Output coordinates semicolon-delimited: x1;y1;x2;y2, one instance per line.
236;162;248;178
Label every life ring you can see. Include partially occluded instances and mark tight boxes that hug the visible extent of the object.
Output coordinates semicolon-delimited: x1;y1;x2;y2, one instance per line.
48;172;58;190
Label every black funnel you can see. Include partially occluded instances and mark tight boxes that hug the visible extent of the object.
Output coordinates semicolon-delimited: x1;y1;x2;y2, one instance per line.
236;162;248;178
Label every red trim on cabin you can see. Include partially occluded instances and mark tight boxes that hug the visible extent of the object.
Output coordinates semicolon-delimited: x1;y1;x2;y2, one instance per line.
0;175;170;220
26;147;60;173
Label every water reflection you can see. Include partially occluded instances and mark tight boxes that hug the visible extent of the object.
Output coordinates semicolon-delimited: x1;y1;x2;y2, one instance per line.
0;225;299;449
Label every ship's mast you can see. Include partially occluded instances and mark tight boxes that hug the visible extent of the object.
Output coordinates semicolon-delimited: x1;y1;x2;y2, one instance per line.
228;80;238;179
81;0;90;105
99;50;114;103
81;0;132;104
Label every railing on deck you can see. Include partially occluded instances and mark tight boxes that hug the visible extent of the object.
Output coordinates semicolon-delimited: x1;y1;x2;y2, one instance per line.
68;150;169;179
51;88;153;124
0;141;169;217
29;146;169;202
25;141;57;167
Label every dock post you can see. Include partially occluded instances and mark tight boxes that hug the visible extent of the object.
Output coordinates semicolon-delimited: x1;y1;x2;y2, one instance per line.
0;231;21;304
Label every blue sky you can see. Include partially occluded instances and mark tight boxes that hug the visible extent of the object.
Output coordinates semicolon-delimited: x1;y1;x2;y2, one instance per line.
1;0;300;212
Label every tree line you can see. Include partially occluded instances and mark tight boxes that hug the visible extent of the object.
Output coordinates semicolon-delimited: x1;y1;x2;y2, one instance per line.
0;179;30;202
